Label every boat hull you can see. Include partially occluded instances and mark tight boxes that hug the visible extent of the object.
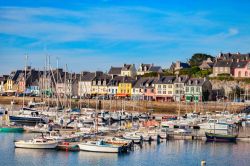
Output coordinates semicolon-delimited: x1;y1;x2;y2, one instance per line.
9;116;46;124
0;127;24;133
78;143;122;153
205;132;237;142
15;141;58;149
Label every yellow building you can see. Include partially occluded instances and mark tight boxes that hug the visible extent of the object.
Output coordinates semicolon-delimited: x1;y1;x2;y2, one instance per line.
4;70;23;93
117;77;135;97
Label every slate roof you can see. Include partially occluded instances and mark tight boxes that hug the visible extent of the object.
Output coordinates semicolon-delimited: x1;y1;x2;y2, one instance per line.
218;52;250;61
138;64;152;72
108;67;122;75
107;76;124;86
156;76;176;84
148;66;162;72
232;61;248;68
133;77;158;88
122;64;133;71
81;72;96;81
186;78;206;86
213;61;232;67
173;75;189;83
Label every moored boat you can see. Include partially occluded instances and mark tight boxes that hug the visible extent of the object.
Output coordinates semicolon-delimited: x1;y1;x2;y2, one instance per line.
0;126;24;133
78;140;125;153
15;138;58;149
205;132;237;142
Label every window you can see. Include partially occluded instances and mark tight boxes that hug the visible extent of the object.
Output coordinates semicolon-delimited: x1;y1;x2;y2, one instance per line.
168;91;172;94
168;85;172;88
238;71;241;77
163;91;166;94
191;87;194;92
163;85;166;88
158;85;161;88
151;89;154;93
245;71;248;77
144;89;147;93
196;87;200;92
186;87;189;92
157;90;161;94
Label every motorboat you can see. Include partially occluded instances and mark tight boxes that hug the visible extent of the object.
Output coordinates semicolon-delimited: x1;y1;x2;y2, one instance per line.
111;111;128;121
78;140;125;153
14;138;58;149
198;119;230;130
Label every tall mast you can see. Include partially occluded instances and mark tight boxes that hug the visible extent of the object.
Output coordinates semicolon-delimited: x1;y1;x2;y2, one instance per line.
64;64;67;108
56;57;59;109
22;54;28;108
80;71;82;109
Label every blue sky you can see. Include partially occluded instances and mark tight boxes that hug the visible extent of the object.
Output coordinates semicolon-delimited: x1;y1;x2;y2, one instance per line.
1;0;250;74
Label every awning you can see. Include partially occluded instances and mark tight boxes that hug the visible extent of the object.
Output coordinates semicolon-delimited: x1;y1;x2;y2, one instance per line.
116;93;129;97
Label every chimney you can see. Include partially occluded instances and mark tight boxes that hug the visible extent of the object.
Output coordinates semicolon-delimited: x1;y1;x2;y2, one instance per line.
157;73;161;80
176;61;181;69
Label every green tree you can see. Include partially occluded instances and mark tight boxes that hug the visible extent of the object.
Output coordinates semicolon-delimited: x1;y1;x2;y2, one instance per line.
189;53;214;67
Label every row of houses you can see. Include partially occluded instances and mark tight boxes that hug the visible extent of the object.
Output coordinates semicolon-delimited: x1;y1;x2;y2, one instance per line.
170;52;250;78
0;66;212;102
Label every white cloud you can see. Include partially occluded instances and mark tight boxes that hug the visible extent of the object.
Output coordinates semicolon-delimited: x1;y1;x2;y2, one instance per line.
228;28;239;36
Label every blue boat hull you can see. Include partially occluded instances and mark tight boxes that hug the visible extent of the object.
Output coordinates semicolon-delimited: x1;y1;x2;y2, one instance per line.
9;116;46;124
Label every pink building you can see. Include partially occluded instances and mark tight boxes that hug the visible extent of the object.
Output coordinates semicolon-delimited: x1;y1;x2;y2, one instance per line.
234;61;250;78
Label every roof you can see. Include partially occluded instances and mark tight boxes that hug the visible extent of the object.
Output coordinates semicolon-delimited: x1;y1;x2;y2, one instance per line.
156;76;176;84
122;64;134;71
213;61;232;67
120;76;136;84
218;52;250;61
232;61;248;68
107;76;124;86
148;66;162;72
173;75;189;83
138;64;152;72
81;72;96;81
186;78;206;86
108;67;122;75
134;77;158;88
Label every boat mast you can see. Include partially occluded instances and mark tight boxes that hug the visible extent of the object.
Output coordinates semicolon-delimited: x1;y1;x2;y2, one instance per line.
80;72;82;109
56;57;59;109
22;54;28;108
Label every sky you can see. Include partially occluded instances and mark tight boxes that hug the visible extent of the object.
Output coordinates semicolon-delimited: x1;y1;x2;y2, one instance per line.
0;0;250;74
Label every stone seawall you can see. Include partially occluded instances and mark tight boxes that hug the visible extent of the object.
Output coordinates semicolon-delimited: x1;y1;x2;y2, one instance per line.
0;96;246;115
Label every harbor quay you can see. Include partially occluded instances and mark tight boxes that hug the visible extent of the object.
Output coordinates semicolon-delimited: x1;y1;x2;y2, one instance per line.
0;96;246;114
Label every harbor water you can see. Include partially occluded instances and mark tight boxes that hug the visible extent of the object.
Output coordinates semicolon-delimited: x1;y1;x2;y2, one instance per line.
1;133;250;166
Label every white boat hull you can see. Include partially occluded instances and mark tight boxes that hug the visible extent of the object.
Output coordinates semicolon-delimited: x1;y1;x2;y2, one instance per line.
198;123;229;130
15;141;58;149
78;143;121;153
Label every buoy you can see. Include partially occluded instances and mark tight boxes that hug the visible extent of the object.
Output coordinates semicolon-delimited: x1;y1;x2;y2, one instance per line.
201;160;206;166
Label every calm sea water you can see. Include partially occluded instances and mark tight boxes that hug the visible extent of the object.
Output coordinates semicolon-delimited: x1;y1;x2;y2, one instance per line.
1;133;250;166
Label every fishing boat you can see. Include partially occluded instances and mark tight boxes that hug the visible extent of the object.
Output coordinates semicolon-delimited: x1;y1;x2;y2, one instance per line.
123;132;143;143
205;132;237;142
14;138;58;149
78;140;124;153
